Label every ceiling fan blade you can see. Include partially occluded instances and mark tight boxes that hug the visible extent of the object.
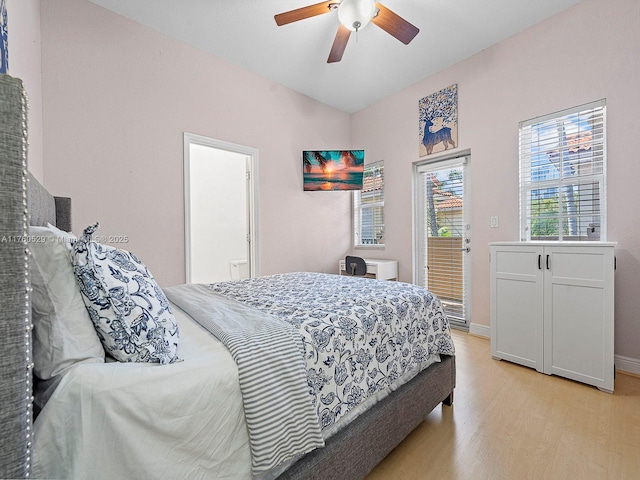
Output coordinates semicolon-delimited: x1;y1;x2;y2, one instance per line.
372;3;419;45
275;1;337;26
327;24;351;63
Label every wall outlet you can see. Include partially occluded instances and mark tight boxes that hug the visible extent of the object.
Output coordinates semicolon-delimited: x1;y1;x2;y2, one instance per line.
490;216;499;228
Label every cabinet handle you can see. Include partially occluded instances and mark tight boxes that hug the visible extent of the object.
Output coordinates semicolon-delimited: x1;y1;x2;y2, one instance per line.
546;254;550;270
538;254;542;270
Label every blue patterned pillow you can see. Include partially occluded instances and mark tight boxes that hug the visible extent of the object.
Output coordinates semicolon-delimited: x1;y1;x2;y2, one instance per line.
71;223;179;365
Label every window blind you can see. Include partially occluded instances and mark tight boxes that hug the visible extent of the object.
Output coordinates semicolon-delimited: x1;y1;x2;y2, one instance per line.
519;100;606;241
354;161;384;246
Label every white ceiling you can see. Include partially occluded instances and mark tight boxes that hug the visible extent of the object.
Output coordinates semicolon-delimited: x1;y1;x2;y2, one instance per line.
88;0;583;113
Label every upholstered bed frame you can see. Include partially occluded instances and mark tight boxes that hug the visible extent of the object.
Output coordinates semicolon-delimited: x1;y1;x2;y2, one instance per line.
0;75;73;479
280;358;455;479
0;74;455;479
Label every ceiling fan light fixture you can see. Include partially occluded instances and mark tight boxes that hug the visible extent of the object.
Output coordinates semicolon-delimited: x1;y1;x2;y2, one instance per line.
338;0;377;32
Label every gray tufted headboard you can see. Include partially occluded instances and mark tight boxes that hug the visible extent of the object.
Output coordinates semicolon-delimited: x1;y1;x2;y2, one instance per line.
0;74;72;479
27;172;72;232
0;74;32;480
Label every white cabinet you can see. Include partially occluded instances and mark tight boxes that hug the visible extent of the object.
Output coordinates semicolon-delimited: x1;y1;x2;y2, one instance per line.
490;242;615;392
339;259;398;281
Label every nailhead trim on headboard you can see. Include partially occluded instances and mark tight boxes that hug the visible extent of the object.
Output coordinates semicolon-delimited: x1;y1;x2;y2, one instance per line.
0;74;32;479
21;81;33;479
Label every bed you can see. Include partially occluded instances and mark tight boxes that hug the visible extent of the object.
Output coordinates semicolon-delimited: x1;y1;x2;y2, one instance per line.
0;74;455;480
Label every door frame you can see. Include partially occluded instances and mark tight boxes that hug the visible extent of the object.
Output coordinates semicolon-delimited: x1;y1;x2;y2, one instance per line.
183;132;259;283
412;149;471;330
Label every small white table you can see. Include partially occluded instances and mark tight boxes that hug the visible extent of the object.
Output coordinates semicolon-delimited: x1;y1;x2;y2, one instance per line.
339;258;398;281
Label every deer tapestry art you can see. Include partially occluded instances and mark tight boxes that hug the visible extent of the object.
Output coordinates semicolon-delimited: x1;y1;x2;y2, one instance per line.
419;84;458;157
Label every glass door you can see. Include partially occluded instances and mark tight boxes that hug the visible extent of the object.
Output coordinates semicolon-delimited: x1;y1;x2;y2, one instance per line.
415;155;470;329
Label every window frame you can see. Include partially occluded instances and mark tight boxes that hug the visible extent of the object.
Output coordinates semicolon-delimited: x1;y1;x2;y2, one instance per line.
519;100;607;242
353;161;385;248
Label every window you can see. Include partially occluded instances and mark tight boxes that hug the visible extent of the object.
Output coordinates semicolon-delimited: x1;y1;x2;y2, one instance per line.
519;100;606;241
354;161;384;247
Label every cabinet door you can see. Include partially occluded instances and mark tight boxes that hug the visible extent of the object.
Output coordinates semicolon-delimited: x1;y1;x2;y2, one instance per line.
543;246;614;392
490;245;544;371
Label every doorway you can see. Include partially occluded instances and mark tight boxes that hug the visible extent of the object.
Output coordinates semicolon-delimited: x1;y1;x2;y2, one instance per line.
184;133;258;283
414;154;470;330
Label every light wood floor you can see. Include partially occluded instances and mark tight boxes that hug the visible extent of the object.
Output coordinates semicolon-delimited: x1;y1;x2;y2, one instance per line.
366;330;640;480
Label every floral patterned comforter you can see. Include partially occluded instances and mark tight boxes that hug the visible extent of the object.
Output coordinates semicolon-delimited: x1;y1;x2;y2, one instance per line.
207;272;455;431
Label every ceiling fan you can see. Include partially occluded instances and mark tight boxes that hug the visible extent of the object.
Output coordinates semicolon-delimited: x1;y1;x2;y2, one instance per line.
274;0;419;63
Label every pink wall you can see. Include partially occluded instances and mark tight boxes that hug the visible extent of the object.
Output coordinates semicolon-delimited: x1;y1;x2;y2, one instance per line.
39;0;640;362
40;0;353;287
352;0;640;361
6;0;43;181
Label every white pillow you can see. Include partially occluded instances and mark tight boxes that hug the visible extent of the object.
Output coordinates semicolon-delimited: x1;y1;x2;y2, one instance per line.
29;224;105;380
70;223;180;365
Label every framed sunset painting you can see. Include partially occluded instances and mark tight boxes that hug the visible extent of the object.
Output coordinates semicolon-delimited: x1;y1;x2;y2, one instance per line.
303;150;365;191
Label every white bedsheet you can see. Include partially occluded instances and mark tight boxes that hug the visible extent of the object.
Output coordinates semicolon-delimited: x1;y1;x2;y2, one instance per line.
32;303;253;480
32;294;447;480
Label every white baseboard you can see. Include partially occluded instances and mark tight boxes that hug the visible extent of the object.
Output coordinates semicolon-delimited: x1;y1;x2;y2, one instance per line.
465;324;640;376
615;354;640;376
468;322;490;338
